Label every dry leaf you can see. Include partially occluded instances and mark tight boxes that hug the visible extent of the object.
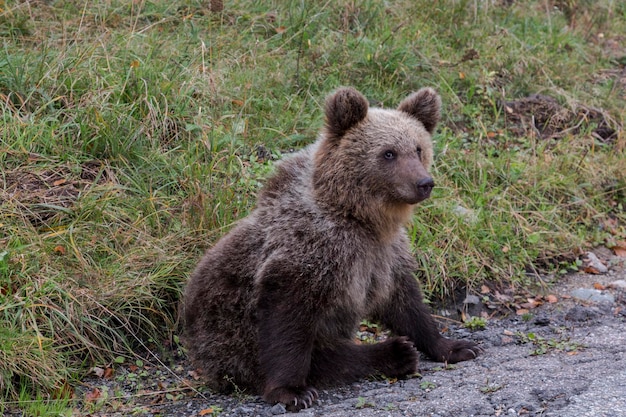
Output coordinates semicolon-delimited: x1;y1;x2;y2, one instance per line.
91;367;104;378
85;388;101;402
231;99;244;107
610;241;626;257
480;285;490;294
516;308;530;315
593;282;606;290
546;294;558;303
459;72;465;79
275;26;287;34
53;178;67;186
103;367;114;379
502;245;510;253
53;245;66;255
503;329;515;336
584;266;600;274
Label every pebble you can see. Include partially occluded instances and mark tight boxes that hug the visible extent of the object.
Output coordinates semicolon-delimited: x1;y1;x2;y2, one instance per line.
463;294;481;305
585;252;608;274
609;279;626;290
270;403;286;415
571;288;615;304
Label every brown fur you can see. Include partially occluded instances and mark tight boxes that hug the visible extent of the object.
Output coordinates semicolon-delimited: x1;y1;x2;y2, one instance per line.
182;87;480;411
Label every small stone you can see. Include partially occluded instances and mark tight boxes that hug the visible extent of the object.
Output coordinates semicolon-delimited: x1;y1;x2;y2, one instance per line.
270;403;286;415
571;288;615;304
608;280;626;290
565;305;601;322
463;295;481;305
533;315;550;326
585;252;608;274
452;205;478;224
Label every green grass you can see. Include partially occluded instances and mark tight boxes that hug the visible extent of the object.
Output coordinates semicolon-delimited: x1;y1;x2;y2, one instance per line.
1;0;625;410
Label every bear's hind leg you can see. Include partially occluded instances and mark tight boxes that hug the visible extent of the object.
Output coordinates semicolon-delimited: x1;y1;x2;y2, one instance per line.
308;337;419;387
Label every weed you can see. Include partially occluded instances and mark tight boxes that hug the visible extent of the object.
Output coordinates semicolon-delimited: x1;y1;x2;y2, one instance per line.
516;332;584;356
355;396;376;409
419;380;437;391
463;316;488;330
480;382;504;394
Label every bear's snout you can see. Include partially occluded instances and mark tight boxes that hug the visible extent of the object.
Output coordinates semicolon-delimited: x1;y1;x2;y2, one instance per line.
416;177;434;201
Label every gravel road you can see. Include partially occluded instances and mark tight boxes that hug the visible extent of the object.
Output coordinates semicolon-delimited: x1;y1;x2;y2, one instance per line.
78;253;626;417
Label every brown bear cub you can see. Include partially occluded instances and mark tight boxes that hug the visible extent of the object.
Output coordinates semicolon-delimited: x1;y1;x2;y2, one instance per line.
182;87;481;411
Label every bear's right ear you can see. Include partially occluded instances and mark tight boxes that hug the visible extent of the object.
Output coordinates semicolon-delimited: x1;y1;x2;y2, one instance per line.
324;87;369;139
397;87;442;134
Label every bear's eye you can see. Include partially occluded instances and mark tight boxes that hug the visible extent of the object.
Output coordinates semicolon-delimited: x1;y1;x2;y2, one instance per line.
383;150;396;160
416;147;422;157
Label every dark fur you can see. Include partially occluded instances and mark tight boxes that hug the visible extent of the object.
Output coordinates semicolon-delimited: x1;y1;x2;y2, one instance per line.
182;87;480;411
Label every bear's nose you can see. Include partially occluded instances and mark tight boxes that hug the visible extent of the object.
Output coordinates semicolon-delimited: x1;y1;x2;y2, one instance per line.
417;177;435;190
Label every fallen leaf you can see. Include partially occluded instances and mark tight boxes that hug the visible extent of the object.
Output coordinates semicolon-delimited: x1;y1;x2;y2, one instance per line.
480;285;490;294
199;408;215;416
546;294;558;303
91;367;104;378
516;308;529;315
610;241;626;257
459;72;465;79
503;329;515;336
53;245;66;255
231;99;244;107
584;266;600;274
275;26;287;34
129;364;139;372
130;60;140;69
593;282;606;290
53;178;67;186
85;388;101;402
188;370;201;380
104;367;114;379
501;245;510;253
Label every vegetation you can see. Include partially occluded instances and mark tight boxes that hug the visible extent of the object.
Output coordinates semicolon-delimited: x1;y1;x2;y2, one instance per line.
1;0;624;412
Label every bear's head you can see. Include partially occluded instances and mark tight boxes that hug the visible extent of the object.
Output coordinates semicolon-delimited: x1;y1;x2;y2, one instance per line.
313;87;441;235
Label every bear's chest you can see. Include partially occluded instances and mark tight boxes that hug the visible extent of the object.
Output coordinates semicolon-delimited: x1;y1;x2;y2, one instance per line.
345;248;395;314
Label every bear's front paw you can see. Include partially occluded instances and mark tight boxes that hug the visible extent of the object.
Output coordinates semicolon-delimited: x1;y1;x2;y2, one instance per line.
263;386;319;412
434;338;482;363
381;336;419;377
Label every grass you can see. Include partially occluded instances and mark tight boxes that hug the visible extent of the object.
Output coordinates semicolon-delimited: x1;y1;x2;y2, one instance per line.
1;0;625;411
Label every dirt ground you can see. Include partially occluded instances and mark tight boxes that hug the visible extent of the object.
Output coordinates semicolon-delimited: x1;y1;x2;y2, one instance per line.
71;251;626;417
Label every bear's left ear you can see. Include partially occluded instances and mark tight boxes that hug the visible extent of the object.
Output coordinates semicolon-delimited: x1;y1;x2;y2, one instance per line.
397;87;441;134
324;87;369;139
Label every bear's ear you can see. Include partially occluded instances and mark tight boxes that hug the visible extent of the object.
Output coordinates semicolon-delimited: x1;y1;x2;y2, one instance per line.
324;87;369;139
397;87;441;134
